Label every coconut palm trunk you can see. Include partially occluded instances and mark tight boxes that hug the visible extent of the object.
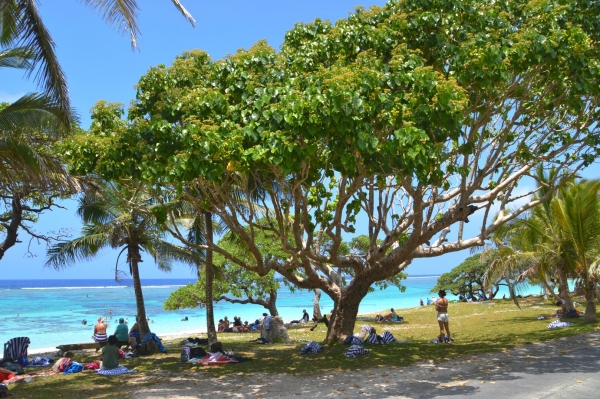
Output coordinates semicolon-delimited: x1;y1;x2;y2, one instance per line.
203;211;218;345
129;246;150;337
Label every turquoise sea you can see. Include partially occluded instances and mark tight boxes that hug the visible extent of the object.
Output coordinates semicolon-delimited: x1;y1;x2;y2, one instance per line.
0;276;544;352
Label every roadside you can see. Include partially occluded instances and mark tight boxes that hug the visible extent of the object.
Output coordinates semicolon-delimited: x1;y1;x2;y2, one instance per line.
131;329;600;399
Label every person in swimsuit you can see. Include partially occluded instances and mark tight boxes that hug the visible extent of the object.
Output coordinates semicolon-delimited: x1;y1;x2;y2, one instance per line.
435;290;452;343
92;317;109;351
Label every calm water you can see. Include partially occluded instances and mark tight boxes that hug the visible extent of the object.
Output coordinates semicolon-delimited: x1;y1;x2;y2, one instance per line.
0;277;543;351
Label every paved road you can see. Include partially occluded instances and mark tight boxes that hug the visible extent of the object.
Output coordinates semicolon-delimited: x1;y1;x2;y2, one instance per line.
132;330;600;399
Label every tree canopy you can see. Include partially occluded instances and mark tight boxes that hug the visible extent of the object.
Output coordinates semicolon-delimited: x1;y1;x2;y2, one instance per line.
432;254;496;300
62;0;600;341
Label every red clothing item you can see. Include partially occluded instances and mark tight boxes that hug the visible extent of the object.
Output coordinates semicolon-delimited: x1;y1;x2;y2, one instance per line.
0;370;15;382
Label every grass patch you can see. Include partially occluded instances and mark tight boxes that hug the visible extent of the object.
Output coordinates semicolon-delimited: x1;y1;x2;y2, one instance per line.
10;297;598;398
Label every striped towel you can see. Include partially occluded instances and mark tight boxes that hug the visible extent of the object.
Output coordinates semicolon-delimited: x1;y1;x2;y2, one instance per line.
97;366;138;376
345;345;370;358
301;341;323;354
381;331;398;343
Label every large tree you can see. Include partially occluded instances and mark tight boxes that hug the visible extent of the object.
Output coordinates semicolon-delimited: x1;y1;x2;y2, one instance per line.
432;255;499;300
64;0;600;341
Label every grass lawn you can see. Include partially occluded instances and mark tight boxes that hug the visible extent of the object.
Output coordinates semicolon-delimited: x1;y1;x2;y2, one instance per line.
9;297;599;398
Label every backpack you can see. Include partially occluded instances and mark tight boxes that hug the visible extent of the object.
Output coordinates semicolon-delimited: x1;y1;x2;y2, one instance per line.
0;383;8;398
180;346;190;363
190;346;207;358
1;362;24;375
210;342;223;353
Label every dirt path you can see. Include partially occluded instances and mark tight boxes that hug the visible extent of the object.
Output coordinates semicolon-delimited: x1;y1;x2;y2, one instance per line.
130;330;600;398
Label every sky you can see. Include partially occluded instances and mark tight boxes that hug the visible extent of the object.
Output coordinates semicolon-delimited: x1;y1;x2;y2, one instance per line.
1;0;599;279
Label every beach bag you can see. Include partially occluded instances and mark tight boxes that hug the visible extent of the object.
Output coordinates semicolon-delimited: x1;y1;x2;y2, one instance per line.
64;362;84;374
210;342;223;353
83;361;100;370
0;362;24;375
180;346;190;363
190;346;207;358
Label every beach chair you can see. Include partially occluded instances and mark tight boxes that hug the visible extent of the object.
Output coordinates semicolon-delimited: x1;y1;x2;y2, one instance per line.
2;337;31;364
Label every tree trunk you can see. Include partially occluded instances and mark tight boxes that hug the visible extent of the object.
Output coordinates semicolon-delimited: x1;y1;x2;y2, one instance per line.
129;247;150;338
0;194;23;261
540;279;561;302
312;289;322;320
557;265;574;311
204;211;218;346
583;278;597;323
266;291;279;316
324;284;370;343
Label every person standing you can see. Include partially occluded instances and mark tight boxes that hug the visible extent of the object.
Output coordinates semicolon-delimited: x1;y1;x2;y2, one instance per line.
435;290;452;343
420;299;424;306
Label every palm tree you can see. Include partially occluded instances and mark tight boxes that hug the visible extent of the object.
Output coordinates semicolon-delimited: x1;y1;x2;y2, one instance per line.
1;0;195;128
551;180;600;322
46;179;194;338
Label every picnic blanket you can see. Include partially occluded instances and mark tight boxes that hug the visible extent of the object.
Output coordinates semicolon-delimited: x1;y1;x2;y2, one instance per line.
188;352;239;366
97;366;138;376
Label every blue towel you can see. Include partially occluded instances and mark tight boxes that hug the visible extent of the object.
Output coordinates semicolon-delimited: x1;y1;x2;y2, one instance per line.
64;362;84;374
142;333;167;353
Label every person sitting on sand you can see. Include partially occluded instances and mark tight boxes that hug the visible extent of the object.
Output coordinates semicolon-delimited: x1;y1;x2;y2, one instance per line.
223;316;230;329
129;317;141;347
290;309;310;324
114;318;130;349
217;319;226;332
375;314;385;322
382;308;400;322
92;317;109;352
100;335;120;370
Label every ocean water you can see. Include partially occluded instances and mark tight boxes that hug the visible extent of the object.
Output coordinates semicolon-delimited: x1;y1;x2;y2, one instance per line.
0;277;544;352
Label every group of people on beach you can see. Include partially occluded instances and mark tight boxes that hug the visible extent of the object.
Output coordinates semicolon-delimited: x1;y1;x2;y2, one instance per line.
92;316;143;351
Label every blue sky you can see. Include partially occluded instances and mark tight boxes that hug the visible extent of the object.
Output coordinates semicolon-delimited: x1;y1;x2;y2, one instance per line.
2;1;598;279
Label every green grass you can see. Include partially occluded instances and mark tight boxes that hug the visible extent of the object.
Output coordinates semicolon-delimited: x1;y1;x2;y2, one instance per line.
10;297;599;398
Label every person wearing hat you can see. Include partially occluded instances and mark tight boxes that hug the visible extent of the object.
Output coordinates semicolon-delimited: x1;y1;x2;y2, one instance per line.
114;318;130;349
217;319;226;332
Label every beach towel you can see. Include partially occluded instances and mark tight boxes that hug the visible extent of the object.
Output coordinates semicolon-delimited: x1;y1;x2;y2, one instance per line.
343;336;364;345
345;345;370;358
28;356;52;367
365;333;385;344
64;362;84;374
547;320;574;329
189;352;239;366
141;333;167;353
97;366;137;376
3;337;30;364
381;331;398;343
301;341;323;354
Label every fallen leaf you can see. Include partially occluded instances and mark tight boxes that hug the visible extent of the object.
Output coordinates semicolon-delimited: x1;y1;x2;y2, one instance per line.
490;381;496;384
577;380;583;383
451;377;461;380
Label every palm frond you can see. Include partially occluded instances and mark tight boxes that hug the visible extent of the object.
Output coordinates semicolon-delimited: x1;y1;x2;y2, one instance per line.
169;0;196;27
13;0;71;128
45;233;112;270
0;1;19;46
81;0;141;49
0;92;66;133
0;45;33;69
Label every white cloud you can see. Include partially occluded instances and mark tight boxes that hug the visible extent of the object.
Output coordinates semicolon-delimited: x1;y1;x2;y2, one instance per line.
0;90;26;104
